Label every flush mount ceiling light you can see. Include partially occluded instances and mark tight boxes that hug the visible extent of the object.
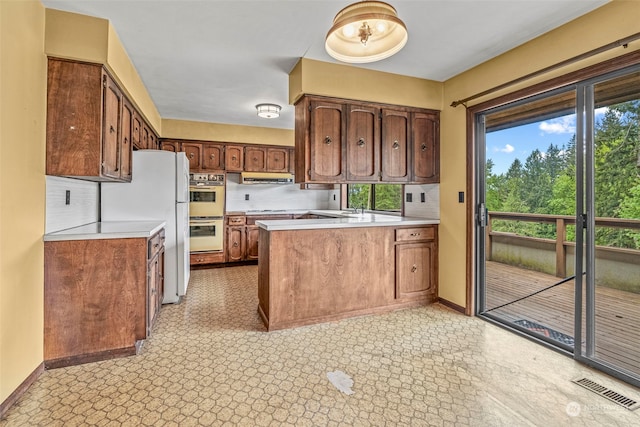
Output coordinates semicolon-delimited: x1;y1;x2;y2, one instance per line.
256;103;281;119
325;1;408;64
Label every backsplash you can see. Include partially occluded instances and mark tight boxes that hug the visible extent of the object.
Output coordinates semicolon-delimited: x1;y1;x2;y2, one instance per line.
45;176;99;233
404;184;440;219
226;173;339;211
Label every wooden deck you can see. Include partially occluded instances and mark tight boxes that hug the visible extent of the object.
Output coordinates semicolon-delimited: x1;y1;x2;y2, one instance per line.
484;261;640;376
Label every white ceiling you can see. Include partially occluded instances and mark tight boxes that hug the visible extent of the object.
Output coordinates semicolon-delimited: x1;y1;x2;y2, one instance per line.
41;0;609;130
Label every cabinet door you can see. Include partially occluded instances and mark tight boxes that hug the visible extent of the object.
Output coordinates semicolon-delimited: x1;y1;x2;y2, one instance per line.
148;253;160;335
266;147;289;173
141;123;150;150
202;144;224;171
182;143;202;171
246;225;260;260
132;112;142;150
160;140;180;152
225;145;244;172
226;226;246;262
309;100;345;181
288;148;296;174
120;98;134;182
412;112;440;183
395;241;435;299
148;131;158;150
381;109;410;182
101;72;122;180
245;146;267;172
346;104;380;181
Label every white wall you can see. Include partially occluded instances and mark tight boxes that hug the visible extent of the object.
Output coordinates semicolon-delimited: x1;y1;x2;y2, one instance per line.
404;184;440;219
45;176;99;233
225;173;338;211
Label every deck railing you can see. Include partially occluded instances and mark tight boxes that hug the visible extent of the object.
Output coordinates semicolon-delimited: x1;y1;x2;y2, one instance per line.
486;212;640;279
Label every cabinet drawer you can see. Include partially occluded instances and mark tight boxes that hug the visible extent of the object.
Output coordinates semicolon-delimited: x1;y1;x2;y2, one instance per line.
245;214;292;225
395;227;435;242
226;216;246;225
148;230;165;259
190;251;225;265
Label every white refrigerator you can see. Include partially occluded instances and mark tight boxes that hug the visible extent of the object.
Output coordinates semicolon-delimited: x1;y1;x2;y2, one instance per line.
101;150;190;304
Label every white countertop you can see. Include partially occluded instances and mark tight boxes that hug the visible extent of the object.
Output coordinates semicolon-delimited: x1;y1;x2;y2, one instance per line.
256;210;439;231
44;221;166;241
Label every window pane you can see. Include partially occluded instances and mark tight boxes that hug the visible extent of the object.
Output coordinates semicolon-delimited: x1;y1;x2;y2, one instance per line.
348;184;371;209
347;184;402;212
373;184;402;211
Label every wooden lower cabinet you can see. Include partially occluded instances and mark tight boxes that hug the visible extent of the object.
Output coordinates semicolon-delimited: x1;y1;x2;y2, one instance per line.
395;226;438;300
226;226;246;262
44;229;165;368
246;226;260;260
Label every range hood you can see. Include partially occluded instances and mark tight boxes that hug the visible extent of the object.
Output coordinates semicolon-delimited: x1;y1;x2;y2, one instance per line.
240;172;294;184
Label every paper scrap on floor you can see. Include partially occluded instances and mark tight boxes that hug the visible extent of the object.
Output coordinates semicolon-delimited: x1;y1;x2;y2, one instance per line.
327;370;355;395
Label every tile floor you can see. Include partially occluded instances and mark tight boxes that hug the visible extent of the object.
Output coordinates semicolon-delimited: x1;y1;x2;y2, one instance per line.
2;265;639;426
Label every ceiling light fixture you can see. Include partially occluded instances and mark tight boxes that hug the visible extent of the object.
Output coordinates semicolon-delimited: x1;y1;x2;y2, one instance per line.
325;1;408;64
256;103;281;119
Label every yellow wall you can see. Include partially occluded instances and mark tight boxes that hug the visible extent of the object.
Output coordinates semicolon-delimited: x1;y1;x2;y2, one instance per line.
45;9;161;133
162;119;294;146
289;58;442;110
439;0;640;307
0;0;47;404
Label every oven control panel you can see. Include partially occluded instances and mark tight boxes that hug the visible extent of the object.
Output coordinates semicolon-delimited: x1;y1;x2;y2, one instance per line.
190;173;225;186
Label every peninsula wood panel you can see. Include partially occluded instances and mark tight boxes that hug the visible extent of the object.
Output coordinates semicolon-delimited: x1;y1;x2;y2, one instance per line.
259;227;396;329
44;238;147;362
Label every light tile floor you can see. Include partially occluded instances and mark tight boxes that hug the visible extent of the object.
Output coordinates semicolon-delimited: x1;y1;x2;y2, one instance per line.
2;265;639;426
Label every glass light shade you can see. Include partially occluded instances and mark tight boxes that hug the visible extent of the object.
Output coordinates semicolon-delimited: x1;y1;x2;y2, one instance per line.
325;1;408;64
256;103;281;119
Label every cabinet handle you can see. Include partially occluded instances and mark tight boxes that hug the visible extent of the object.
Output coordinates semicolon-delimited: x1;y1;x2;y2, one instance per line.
189;153;194;159
232;155;237;161
421;143;427;151
123;137;128;145
357;138;366;147
410;233;421;237
324;136;332;145
110;125;115;134
233;241;239;247
392;141;400;149
411;265;417;273
210;154;215;159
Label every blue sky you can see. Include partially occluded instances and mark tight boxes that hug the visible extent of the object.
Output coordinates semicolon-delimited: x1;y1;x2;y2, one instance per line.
486;109;607;175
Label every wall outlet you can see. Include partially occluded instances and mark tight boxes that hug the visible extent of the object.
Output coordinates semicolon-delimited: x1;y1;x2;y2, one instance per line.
245;194;250;201
406;193;412;203
421;192;426;203
458;191;464;203
65;190;71;205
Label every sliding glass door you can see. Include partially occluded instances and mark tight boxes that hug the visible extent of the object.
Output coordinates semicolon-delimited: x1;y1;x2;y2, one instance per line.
476;65;640;387
576;69;640;382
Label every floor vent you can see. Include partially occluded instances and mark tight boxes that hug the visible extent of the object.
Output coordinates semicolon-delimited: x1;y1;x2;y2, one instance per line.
572;377;640;411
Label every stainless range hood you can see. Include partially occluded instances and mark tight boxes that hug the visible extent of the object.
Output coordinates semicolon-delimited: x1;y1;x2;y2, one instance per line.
240;172;294;184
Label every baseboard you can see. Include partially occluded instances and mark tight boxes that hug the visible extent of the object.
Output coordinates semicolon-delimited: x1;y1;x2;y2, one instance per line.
44;346;137;369
0;362;44;419
437;297;467;314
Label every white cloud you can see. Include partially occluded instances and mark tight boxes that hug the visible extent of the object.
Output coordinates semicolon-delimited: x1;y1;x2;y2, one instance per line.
539;116;576;134
498;144;514;153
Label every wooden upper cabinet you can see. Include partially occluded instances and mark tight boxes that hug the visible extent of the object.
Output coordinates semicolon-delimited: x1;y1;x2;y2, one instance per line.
346;104;380;181
309;100;345;181
148;130;158;150
412;112;440;183
266;147;289;173
101;72;123;180
120;98;134;181
182;143;202;171
225;145;244;172
202;144;224;171
244;146;267;172
288;148;295;174
132;112;142;150
381;109;410;182
161;140;180;152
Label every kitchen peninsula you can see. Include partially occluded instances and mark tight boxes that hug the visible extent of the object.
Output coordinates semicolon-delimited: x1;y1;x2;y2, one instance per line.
256;212;439;331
